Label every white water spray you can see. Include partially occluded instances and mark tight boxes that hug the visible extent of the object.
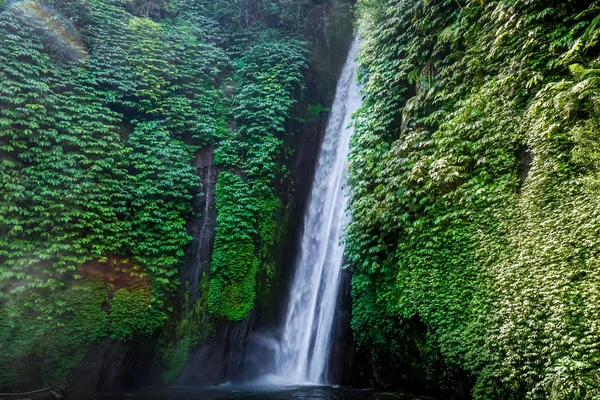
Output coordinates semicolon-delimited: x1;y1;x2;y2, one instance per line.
270;40;361;385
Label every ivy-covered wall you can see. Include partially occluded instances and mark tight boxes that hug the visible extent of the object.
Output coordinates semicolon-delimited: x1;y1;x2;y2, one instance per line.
0;0;352;391
348;1;600;398
208;38;307;321
0;0;209;388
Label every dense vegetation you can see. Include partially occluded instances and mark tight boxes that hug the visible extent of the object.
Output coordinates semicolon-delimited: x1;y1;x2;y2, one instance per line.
208;38;307;321
4;0;600;397
348;1;600;398
0;0;351;389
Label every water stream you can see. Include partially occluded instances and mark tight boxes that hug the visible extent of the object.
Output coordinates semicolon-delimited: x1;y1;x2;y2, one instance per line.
268;39;361;385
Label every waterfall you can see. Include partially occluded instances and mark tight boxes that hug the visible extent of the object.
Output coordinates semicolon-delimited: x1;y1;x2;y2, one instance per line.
272;39;361;385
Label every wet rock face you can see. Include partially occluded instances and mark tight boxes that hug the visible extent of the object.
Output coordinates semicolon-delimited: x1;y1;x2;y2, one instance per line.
327;267;354;385
349;317;431;392
185;147;219;307
174;312;257;386
69;339;154;396
348;316;474;399
170;146;256;386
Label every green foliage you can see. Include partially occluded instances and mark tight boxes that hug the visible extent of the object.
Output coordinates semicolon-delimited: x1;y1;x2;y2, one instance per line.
0;280;108;387
349;0;600;398
161;335;192;384
208;172;259;320
0;0;224;388
109;285;161;340
208;36;307;321
296;104;330;123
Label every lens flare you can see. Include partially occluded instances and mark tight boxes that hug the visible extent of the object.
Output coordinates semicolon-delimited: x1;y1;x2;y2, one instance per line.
4;0;87;65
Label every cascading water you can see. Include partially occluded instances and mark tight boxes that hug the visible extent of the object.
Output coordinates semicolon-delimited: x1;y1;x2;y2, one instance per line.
270;39;361;385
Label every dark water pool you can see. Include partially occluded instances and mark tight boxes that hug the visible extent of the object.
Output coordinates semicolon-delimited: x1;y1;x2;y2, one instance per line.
82;385;432;400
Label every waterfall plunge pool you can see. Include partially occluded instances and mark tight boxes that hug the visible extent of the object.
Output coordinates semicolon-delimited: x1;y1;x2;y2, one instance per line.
81;385;432;400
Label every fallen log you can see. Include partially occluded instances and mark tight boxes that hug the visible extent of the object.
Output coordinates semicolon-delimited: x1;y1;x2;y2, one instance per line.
0;387;64;399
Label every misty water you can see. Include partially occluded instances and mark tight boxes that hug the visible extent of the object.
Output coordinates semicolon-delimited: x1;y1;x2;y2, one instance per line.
84;386;425;400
